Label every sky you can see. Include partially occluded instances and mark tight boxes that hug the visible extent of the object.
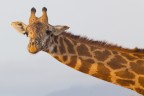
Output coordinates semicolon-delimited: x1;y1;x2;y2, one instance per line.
0;0;143;96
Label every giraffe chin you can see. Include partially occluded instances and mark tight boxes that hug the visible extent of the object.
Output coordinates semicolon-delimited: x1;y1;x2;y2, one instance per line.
28;46;40;54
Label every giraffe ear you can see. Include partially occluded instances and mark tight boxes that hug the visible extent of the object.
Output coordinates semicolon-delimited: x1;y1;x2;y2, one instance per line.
53;25;69;35
11;21;27;34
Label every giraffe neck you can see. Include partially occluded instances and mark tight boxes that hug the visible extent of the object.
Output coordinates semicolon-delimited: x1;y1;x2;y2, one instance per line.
43;32;144;95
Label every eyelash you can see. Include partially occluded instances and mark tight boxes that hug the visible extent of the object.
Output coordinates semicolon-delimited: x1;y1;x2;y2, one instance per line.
24;32;28;37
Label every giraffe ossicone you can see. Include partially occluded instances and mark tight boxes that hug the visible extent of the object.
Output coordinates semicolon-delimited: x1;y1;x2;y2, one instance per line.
11;7;144;95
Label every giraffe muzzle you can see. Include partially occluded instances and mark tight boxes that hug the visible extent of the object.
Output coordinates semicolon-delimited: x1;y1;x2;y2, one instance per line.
27;39;42;54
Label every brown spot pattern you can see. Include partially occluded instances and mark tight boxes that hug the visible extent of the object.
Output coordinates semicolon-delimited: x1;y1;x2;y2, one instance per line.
133;53;144;58
97;63;110;76
93;63;111;82
121;53;137;60
135;88;144;95
72;40;77;45
77;44;91;57
107;55;127;69
115;69;135;79
59;37;66;54
54;56;61;62
79;58;95;73
94;50;111;61
117;79;135;86
67;56;77;67
54;36;58;43
53;46;57;53
92;73;111;82
90;46;96;51
130;60;144;74
139;77;144;87
63;56;68;62
112;51;118;54
64;38;75;54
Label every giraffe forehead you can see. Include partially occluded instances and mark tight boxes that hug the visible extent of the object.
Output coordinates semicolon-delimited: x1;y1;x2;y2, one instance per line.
27;22;48;32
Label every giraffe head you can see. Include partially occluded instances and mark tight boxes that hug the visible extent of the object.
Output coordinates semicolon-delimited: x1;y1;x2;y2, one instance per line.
11;7;69;54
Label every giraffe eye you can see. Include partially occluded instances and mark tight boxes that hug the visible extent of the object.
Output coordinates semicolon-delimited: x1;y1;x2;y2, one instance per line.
46;30;52;35
18;23;22;26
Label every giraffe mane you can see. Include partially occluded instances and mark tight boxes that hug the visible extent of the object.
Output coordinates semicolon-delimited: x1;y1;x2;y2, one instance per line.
62;32;144;53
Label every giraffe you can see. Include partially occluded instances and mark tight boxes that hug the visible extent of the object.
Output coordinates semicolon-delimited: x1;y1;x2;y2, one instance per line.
11;7;144;95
